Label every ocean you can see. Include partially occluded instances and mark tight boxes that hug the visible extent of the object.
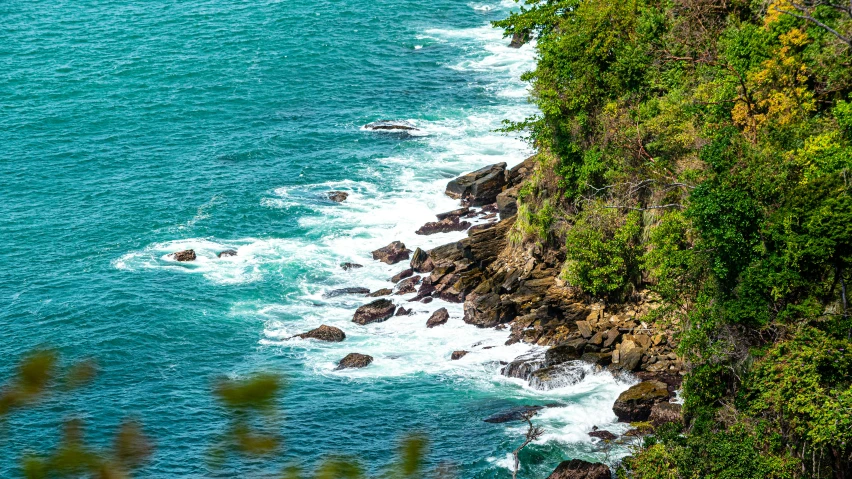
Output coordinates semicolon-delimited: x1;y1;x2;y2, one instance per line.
0;0;632;476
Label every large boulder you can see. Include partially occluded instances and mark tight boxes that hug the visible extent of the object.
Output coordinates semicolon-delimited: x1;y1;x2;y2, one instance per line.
501;352;546;380
371;241;412;265
352;299;396;325
528;362;586;391
336;353;373;370
323;287;371;298
391;268;414;283
170;249;196;262
612;380;671;422
296;325;346;342
546;459;611;479
545;339;587;366
416;216;471;235
426;308;450;328
588;430;617;441
508;31;530;49
445;163;507;206
451;350;468;360
496;186;519;219
409;248;433;273
649;402;683;427
395;276;421;295
327;191;348;203
610;339;643;372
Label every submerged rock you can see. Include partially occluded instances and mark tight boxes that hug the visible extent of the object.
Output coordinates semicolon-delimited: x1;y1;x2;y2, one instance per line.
340;262;363;271
296;325;346;342
352;299;396;325
371;241;412;265
324;287;371;298
445;163;507;206
426;307;449;328
501;352;546;380
327;191;349;203
364;120;417;132
451;350;468;360
170;249;196;262
546;459;611;479
528;362;586;391
588;430;617;441
336;353;373;370
367;288;393;297
612;380;670;422
217;250;237;258
483;405;543;424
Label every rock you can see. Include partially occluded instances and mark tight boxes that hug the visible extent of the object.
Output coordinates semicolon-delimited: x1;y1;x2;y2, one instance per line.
395;306;412;316
352;299;396;325
394;276;421;295
501;352;546;380
612;380;671;422
416;217;472;235
367;288;392;297
545;339;587;366
610;340;643;372
528;362;586;390
580;352;612;366
603;327;621;348
426;308;450;328
217;250;237;258
336;353;373;370
327;191;348;202
445;163;507;206
371;241;412;265
323;287;371;298
436;207;470;220
576;320;593;338
463;292;516;328
296;325;346;342
409;248;433;273
170;249;196;262
483;405;543;424
546;459;611;479
508;31;530;48
340;263;363;271
451;350;468;360
364;120;417;132
391;268;414;283
496;186;519;219
588;430;617;441
649;402;683;427
507;155;536;187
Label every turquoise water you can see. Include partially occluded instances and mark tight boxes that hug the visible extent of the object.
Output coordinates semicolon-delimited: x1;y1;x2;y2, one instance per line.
0;1;630;477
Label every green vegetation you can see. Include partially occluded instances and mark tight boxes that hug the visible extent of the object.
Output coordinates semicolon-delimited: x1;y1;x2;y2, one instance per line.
496;0;851;477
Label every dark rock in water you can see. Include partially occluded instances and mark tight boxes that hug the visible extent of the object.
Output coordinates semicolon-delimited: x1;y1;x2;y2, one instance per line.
421;297;433;304
170;249;196;262
217;249;237;258
395;306;412;316
367;288;393;297
416;216;471;235
528;362;586;390
395;276;421;295
323;287;371;298
496;186;519;219
296;325;346;342
336;353;373;370
445;163;507;206
612;380;671;422
483;405;544;423
649;402;683;427
340;262;363;271
468;222;497;234
451;350;468;360
372;241;412;265
352;299;396;325
409;248;433;273
327;191;349;203
545;339;587;366
546;459;611;479
501;352;546;380
436;207;470;220
580;352;612;367
481;203;499;213
391;268;414;283
364;120;418;132
426;307;450;328
588;430;617;441
509;31;530;48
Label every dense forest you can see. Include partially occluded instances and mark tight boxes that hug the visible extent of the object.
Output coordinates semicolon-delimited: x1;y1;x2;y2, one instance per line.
495;0;851;477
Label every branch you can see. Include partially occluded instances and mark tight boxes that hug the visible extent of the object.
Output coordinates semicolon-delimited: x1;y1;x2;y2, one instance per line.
775;3;852;47
603;204;685;211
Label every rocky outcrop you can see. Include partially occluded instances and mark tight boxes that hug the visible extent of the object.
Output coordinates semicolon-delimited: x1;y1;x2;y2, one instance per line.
483;405;543;423
528;362;586;390
436;207;470;220
170;249;196;262
352;299;396;325
451;350;468;360
296;325;346;342
501;352;546;380
394;276;421;295
336;353;373;370
409;248;433;273
395;306;412;316
612;380;671;422
367;288;392;297
416;216;471;235
445;163;507;206
391;268;414;283
546;459;611;479
588;429;617;441
340;262;363;271
364;121;417;131
327;191;348;202
496;186;519;219
324;287;371;298
649;402;683;427
509;31;530;49
372;241;411;265
217;250;237;258
426;308;449;328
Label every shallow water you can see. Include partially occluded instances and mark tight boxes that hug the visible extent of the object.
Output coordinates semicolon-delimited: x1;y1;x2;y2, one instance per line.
1;1;632;476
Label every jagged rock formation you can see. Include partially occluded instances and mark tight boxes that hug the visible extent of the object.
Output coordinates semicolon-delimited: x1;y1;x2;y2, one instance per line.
296;325;346;342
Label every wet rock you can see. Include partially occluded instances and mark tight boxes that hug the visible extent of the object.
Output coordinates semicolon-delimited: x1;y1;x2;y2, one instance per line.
580;352;612;367
364;120;417;132
649;402;683;427
323;287;371;298
372;241;412;265
612;380;671;422
545;338;587;366
436;207;470;220
468;223;496;234
588;430;617;441
483;405;543;424
391;268;414;283
352;299;396;325
170;249;196;262
327;191;348;203
296;325;346;342
426;307;450;328
340;263;363;271
501;352;546;380
496;186;519;219
336;353;373;370
509;31;530;48
416;217;472;235
451;350;468;360
546;459;611;479
409;248;433;273
367;288;393;297
463;292;516;328
395;306;412;316
217;250;237;258
394;276;421;295
445;163;507;206
528;362;586;390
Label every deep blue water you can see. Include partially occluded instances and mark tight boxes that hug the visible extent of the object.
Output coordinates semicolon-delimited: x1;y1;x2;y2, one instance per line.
0;1;630;477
